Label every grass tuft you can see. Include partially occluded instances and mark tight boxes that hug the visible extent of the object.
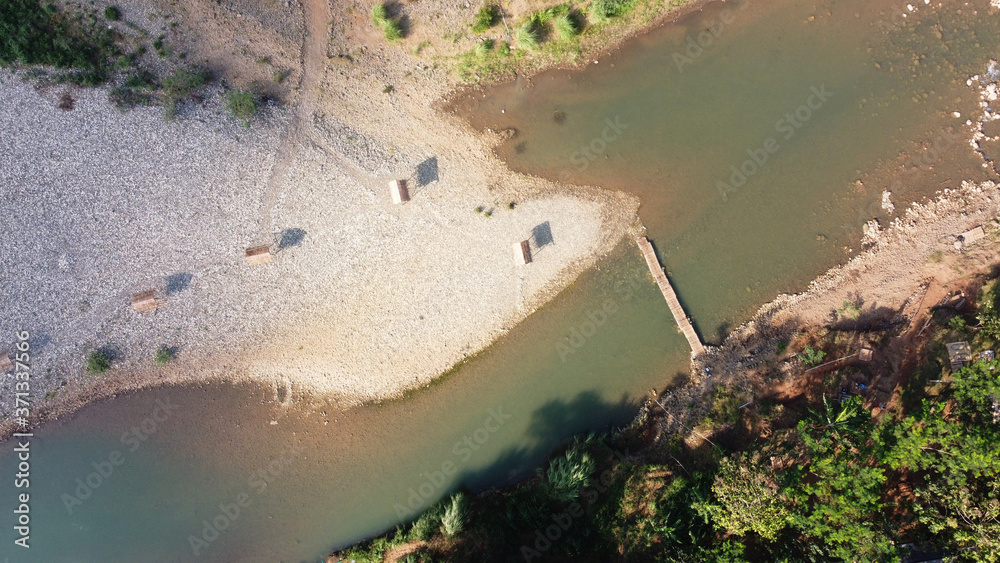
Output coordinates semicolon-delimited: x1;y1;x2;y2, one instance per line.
515;22;540;50
552;12;581;39
440;493;468;537
474;39;494;58
371;3;404;42
225;89;258;128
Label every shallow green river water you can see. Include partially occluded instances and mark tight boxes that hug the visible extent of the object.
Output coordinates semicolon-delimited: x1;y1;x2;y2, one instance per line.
3;0;998;560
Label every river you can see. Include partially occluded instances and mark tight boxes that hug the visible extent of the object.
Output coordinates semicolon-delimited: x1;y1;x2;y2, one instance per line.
3;0;998;560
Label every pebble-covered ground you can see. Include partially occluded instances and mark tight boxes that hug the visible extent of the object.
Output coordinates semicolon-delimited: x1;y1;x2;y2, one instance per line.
0;71;633;421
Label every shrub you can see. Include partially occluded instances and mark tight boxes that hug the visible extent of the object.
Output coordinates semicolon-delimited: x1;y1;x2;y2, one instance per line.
837;300;860;320
552;12;580;39
589;0;636;23
371;3;403;42
694;453;788;540
515;22;539;50
155;345;174;365
225;89;258;127
108;86;151;109
543;443;595;502
103;6;121;21
409;506;442;541
977;280;1000;340
160;67;209;120
440;493;467;537
161;67;208;98
471;5;499;33
797;345;826;366
86;349;112;374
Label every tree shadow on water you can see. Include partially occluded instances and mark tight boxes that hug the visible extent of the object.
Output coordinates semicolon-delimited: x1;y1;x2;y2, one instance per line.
457;390;638;492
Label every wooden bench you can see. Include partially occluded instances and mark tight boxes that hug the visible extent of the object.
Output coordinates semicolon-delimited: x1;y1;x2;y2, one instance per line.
390;179;410;204
131;290;159;313
513;240;532;265
245;245;274;266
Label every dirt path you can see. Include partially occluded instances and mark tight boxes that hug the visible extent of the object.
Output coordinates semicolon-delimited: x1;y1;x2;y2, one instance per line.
258;0;333;232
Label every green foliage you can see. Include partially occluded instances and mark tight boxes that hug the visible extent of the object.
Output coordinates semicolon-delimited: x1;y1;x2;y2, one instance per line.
616;467;714;557
338;338;1000;562
952;360;1000;426
440;492;467;537
225;89;258;128
695;453;788;540
408;504;442;541
371;3;403;42
949;315;968;331
515;22;540;50
784;399;895;560
589;0;638;23
884;392;1000;561
704;384;743;427
527;5;566;25
837;299;861;320
543;442;595;502
474;39;494;58
161;67;210;119
797;345;826;366
108;85;152;109
470;4;499;33
103;6;120;21
85;349;111;374
978;280;1000;341
552;12;581;39
0;0;119;84
155;345;174;365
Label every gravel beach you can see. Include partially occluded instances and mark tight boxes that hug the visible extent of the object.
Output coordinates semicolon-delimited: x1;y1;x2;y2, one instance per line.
0;68;636;421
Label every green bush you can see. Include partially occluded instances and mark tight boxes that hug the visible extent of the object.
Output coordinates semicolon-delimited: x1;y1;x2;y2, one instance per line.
589;0;636;23
543;443;595;502
694;453;788;540
225;89;258;128
86;349;112;374
837;300;860;320
155;345;174;365
161;67;210;120
103;6;121;21
471;5;500;33
409;506;442;541
371;3;404;42
797;345;826;366
977;280;1000;340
